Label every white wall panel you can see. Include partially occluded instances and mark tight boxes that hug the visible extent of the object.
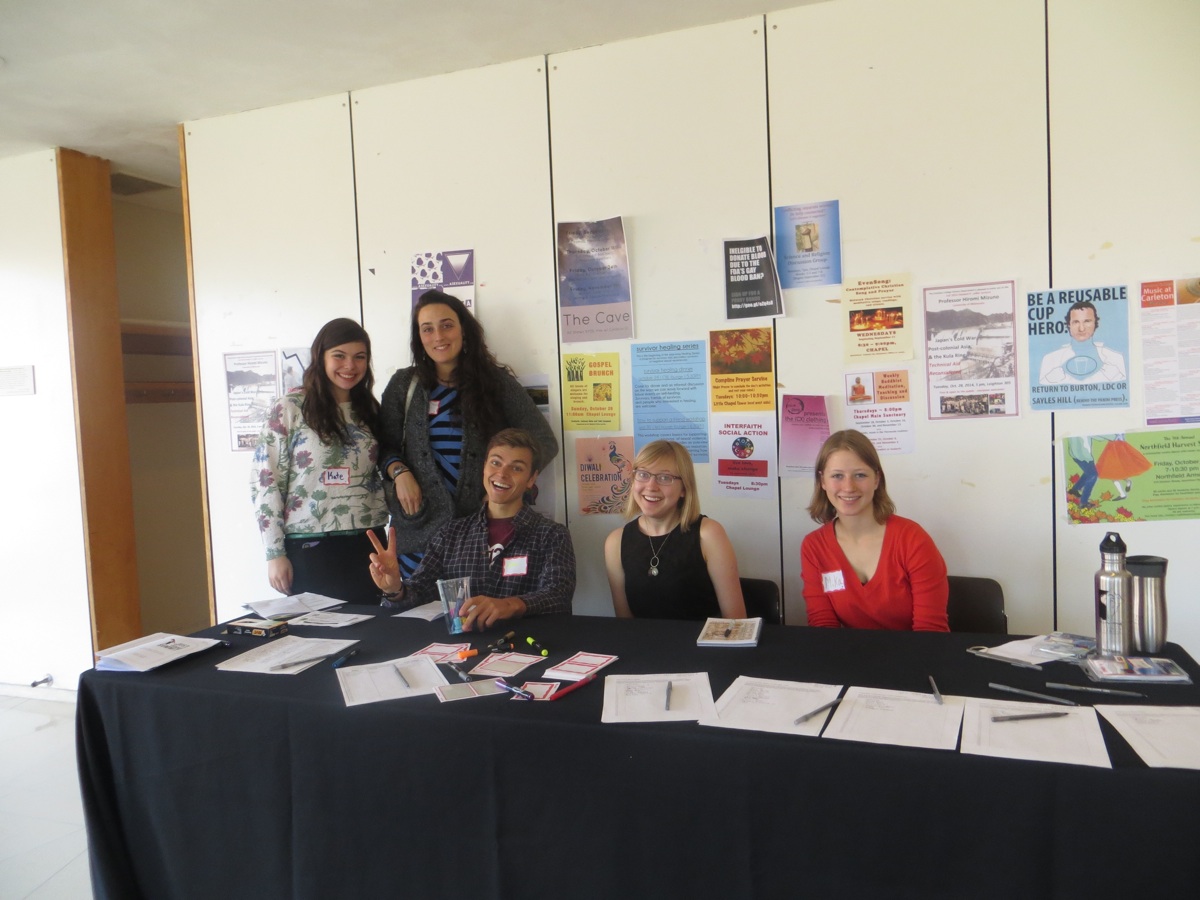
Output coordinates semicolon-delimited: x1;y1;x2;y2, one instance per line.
1048;0;1200;652
768;0;1053;629
0;151;92;688
352;57;564;523
185;94;361;623
550;18;775;616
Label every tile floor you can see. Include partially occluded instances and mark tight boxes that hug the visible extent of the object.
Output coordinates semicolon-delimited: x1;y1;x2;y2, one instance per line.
0;692;92;899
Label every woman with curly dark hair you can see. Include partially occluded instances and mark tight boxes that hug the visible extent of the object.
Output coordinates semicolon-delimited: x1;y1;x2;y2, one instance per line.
251;317;389;602
378;291;558;578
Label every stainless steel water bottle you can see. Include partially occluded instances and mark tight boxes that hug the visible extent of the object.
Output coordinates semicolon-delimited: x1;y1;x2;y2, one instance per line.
1127;555;1168;653
1094;532;1132;657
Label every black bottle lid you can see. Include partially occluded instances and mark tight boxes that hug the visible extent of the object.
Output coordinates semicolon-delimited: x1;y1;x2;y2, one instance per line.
1100;531;1126;555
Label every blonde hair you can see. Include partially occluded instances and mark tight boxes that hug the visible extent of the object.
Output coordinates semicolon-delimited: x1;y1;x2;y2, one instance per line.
807;429;896;525
624;440;702;532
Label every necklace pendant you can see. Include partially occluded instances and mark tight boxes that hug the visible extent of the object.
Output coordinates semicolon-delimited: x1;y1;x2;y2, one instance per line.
648;565;658;576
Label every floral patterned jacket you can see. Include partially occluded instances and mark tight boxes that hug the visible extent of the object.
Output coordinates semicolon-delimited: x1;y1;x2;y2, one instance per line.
251;392;389;560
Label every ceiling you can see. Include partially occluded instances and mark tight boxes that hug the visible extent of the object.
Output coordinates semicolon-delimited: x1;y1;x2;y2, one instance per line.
0;0;811;197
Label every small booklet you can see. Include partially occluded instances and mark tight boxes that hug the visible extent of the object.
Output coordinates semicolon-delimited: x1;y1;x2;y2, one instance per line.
96;633;224;672
543;652;618;682
696;617;762;647
245;592;345;620
1083;656;1192;684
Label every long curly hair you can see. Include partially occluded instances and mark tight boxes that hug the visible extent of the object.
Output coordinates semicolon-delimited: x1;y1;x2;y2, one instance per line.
409;291;511;441
301;317;380;445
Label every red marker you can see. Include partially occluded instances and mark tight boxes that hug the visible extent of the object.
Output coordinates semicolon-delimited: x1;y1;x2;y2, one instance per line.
549;673;597;700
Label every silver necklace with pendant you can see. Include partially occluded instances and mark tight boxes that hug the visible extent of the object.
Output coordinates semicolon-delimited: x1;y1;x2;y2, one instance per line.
647;530;672;576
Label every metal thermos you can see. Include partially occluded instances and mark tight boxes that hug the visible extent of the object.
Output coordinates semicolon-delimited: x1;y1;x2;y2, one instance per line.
1127;555;1168;653
1094;532;1132;658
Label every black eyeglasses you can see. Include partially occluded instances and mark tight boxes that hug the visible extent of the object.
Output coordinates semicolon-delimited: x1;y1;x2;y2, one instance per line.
634;469;683;486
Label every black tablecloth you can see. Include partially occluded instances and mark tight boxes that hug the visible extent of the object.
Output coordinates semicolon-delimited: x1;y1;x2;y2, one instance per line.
77;612;1200;900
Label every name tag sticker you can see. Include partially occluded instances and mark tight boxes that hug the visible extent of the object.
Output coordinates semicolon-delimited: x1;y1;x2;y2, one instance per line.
503;556;529;577
428;400;441;415
821;570;846;593
319;467;350;486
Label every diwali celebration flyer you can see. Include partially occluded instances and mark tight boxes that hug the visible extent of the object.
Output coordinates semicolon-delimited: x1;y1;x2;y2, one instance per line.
709;327;775;412
575;436;636;515
561;353;620;430
843;273;913;362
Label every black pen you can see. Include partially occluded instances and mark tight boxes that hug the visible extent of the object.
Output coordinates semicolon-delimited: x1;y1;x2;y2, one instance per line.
928;675;943;705
331;648;358;668
794;699;840;725
447;661;472;682
988;682;1078;706
1045;682;1146;699
991;711;1070;723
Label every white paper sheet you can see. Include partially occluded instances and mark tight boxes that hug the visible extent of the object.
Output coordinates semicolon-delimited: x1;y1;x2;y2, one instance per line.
821;686;964;751
336;655;447;706
601;673;716;723
245;592;346;619
700;676;843;735
392;600;445;621
1096;705;1200;769
215;635;357;674
95;633;223;672
288;611;373;627
960;698;1110;768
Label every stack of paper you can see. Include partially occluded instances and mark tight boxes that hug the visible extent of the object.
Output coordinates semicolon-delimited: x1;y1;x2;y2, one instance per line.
96;633;224;672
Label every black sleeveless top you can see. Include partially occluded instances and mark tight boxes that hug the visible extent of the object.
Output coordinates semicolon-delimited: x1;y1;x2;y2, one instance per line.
620;516;721;620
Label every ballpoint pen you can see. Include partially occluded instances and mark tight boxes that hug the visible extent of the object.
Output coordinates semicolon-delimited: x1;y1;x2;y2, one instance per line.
331;648;358;668
549;673;596;700
988;682;1078;706
270;654;334;670
664;680;673;711
794;699;841;725
928;675;943;705
394;667;411;689
1045;682;1146;698
447;661;472;683
494;679;535;700
991;711;1070;723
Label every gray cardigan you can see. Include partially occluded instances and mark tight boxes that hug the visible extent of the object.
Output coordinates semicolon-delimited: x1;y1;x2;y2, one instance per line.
377;366;559;557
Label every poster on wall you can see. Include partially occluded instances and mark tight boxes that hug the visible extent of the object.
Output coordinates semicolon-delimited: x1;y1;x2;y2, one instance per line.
1028;285;1130;411
280;347;310;396
843;274;913;362
411;249;475;308
557;217;633;343
0;366;35;396
631;341;709;461
575;436;635;515
225;351;278;451
709;327;775;412
516;373;557;515
779;394;830;478
923;281;1018;420
844;369;914;455
773;200;842;289
723;237;783;319
561;352;620;430
1140;278;1200;426
1063;428;1200;525
709;414;777;499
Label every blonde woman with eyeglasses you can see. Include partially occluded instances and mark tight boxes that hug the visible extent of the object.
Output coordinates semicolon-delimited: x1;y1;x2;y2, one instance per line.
604;440;746;620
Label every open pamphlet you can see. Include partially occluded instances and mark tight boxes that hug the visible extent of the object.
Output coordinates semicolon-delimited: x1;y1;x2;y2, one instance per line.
96;633;224;672
696;617;762;647
1082;656;1192;684
244;592;345;620
1032;632;1095;660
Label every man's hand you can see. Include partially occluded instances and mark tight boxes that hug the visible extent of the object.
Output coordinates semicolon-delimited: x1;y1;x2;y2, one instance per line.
460;595;526;632
366;527;402;594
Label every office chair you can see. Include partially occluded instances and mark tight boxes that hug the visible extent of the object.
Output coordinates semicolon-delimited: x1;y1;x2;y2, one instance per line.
946;575;1007;634
739;577;782;625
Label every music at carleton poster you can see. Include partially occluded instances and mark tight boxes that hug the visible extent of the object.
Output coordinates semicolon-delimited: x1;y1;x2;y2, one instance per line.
1063;428;1200;525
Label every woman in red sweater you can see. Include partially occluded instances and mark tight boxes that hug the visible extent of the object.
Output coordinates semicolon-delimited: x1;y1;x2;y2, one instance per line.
801;430;948;631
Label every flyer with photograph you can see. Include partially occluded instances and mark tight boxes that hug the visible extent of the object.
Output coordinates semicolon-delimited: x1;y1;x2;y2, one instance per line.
843;274;913;362
557;217;633;342
225;351;277;451
924;281;1018;420
1028;285;1130;411
844;369;914;455
773;200;842;289
709;327;775;412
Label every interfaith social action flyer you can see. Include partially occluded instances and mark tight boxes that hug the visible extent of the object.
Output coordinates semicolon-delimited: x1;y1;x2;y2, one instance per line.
1027;285;1130;411
561;353;620;430
557;217;633;343
709;414;777;499
709;327;775;412
631;341;709;462
923;281;1019;420
1063;428;1200;525
843;274;913;362
773;200;842;289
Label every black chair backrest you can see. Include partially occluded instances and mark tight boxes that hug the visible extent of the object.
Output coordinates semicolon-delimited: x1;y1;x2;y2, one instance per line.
740;577;781;625
946;575;1007;634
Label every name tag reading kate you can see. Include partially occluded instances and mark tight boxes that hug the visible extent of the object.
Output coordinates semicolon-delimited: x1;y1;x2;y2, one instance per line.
822;570;846;593
502;556;529;577
319;467;350;486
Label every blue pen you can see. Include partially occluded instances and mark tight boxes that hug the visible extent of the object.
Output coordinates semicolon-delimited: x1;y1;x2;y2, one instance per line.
494;679;535;700
331;648;358;668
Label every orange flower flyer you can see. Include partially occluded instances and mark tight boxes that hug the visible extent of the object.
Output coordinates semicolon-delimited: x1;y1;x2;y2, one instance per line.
709;327;776;412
